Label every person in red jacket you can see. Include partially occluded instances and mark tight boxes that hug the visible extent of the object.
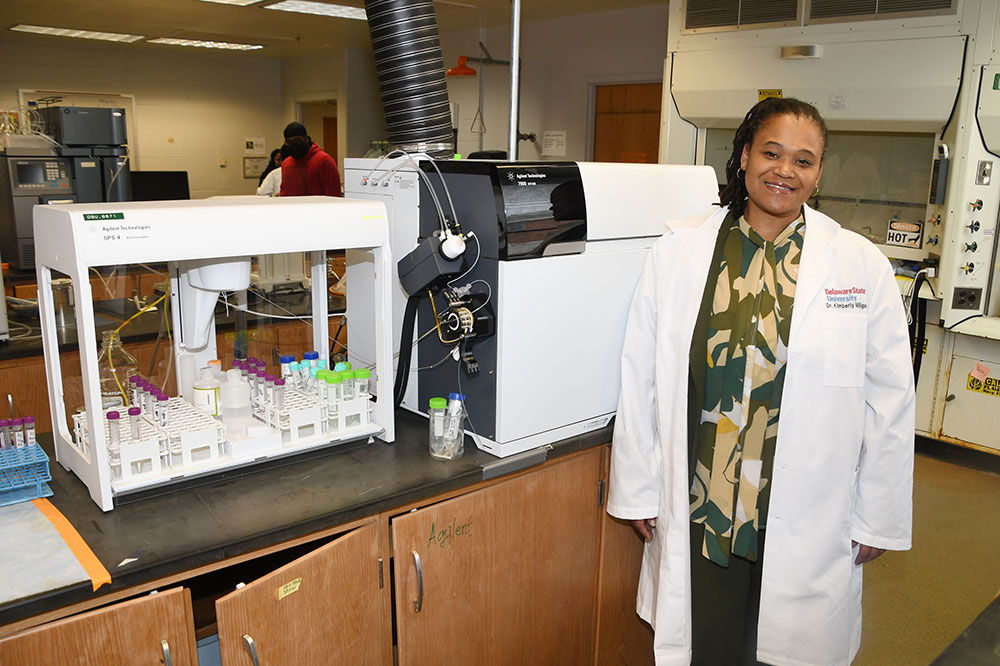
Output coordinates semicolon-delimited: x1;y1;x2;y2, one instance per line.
278;121;342;197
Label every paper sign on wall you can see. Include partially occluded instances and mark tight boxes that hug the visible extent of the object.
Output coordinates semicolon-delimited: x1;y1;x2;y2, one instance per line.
542;130;567;157
244;137;265;155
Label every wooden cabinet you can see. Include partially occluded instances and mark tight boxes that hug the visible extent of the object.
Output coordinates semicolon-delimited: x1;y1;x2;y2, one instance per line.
595;511;654;666
391;448;604;666
215;519;390;666
0;444;652;665
0;586;197;665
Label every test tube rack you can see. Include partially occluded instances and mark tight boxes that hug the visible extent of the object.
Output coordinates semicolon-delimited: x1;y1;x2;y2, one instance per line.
259;389;373;444
0;446;53;507
35;197;395;510
71;389;378;492
72;400;227;491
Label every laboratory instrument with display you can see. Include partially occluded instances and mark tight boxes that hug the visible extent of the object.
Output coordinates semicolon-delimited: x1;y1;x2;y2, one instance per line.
346;156;718;457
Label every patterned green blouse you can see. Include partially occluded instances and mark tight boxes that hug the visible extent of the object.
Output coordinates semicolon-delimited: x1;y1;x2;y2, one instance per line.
689;214;805;566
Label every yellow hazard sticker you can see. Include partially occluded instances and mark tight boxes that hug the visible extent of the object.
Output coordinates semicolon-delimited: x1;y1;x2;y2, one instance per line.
758;89;782;101
966;375;1000;397
277;577;302;600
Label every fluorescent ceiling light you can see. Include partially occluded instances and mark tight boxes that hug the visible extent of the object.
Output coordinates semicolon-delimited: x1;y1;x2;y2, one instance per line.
197;0;264;5
265;1;367;20
9;24;144;43
147;38;264;50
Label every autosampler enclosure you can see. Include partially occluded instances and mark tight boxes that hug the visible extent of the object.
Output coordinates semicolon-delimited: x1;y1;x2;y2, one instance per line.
33;196;395;511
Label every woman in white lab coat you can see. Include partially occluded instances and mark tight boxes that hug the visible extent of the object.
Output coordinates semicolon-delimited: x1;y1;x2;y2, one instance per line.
607;97;914;666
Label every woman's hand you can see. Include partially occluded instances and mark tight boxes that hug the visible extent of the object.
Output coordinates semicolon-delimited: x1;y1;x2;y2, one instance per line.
632;518;657;542
852;540;886;565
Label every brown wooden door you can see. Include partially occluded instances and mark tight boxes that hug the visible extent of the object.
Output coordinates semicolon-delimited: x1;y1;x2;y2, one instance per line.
0;586;197;665
593;82;663;163
215;520;388;666
392;448;603;666
323;116;338;163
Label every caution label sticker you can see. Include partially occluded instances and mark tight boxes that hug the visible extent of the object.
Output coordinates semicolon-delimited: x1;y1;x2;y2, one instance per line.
758;89;782;101
966;375;1000;397
885;220;923;248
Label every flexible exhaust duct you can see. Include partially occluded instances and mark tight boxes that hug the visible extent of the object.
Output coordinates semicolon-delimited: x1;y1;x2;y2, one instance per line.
365;0;455;155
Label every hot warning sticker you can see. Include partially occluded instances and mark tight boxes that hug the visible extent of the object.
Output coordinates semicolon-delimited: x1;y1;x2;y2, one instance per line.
966;375;1000;397
885;220;923;248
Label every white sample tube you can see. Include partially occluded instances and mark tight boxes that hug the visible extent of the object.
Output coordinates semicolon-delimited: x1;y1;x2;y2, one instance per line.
274;378;286;411
128;407;142;440
157;394;170;427
341;371;356;401
265;374;275;405
444;393;466;441
107;411;122;468
11;418;24;449
23;416;36;447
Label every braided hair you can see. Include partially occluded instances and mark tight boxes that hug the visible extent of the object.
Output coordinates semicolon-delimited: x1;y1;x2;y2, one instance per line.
718;97;829;219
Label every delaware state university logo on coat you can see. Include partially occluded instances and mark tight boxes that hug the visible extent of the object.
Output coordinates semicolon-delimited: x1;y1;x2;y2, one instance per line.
825;287;867;310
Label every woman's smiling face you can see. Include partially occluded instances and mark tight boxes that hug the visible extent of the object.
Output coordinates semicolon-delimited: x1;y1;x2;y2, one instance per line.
740;113;825;230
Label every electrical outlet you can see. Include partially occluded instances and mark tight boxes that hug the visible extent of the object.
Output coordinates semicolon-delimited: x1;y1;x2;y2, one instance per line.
952;287;983;310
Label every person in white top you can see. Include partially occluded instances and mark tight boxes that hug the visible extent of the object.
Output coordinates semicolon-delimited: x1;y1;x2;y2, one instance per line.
257;147;286;196
257;165;282;197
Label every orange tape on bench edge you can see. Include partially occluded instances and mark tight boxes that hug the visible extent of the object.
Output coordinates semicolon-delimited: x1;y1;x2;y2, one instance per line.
32;498;111;592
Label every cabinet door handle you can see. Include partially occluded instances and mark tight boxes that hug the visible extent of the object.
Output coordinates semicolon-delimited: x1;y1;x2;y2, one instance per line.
160;639;172;666
412;550;424;612
242;634;261;666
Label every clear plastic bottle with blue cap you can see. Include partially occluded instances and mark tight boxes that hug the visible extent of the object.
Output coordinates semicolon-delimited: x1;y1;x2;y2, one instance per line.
279;355;294;380
303;351;319;369
439;393;466;460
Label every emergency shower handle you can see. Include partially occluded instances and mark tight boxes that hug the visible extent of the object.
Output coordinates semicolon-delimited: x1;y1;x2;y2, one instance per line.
242;634;261;666
412;550;424;612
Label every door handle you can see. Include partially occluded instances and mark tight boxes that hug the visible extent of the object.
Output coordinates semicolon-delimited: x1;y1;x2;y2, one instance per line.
412;550;423;612
160;639;172;666
242;634;261;666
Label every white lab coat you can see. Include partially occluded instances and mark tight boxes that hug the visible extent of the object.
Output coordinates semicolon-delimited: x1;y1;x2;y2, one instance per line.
607;205;914;666
257;168;282;197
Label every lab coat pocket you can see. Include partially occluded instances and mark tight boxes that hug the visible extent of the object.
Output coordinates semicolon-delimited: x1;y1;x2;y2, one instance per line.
823;314;866;387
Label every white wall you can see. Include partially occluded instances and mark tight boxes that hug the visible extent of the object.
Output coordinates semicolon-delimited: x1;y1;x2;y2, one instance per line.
281;48;385;178
440;4;669;160
345;48;387;160
0;39;283;198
